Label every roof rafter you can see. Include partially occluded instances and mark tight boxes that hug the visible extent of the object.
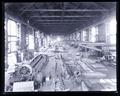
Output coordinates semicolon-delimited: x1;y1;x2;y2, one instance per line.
31;20;88;21
28;15;100;18
19;3;35;17
91;2;108;9
27;15;99;21
31;22;86;25
21;9;108;12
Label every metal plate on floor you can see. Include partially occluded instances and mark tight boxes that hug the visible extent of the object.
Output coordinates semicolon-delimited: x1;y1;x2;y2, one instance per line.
13;81;34;92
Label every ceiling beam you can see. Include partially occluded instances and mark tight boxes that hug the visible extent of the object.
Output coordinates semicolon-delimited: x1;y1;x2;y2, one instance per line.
28;15;99;21
28;15;99;18
91;2;107;9
22;9;108;12
30;20;89;26
19;3;35;16
40;29;68;30
95;2;115;10
32;23;82;25
31;20;88;21
30;19;91;25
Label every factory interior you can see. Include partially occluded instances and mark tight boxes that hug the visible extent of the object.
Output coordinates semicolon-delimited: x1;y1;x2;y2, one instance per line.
4;2;117;92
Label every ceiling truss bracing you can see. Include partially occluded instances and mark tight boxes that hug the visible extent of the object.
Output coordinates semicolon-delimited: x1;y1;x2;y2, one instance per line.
5;2;116;35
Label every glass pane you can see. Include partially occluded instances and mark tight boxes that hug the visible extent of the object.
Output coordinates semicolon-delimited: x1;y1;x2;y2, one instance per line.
110;35;116;44
91;27;96;42
83;30;87;41
11;21;17;36
26;35;29;45
8;37;17;42
17;23;21;39
8;20;11;35
8;19;17;36
8;43;11;53
110;19;116;35
35;31;40;38
28;35;34;49
8;53;17;66
4;19;7;31
95;26;98;35
11;42;17;52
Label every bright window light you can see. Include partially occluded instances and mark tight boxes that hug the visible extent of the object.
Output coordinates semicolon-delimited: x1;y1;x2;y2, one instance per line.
28;35;34;49
91;27;96;42
8;42;17;52
110;35;116;44
57;37;61;41
8;53;17;66
7;19;18;53
8;19;17;36
110;18;116;35
11;42;17;52
109;18;116;44
8;37;17;42
83;30;86;41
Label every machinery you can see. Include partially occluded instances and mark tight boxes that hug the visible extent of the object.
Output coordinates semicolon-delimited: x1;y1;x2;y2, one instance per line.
5;42;116;91
61;53;107;91
7;54;49;92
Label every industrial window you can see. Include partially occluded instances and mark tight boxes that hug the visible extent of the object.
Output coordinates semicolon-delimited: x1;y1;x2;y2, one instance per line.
73;33;75;40
71;34;73;40
34;30;40;51
90;27;98;42
7;19;21;67
25;28;35;50
74;32;77;40
56;36;61;42
26;34;29;46
5;18;7;68
76;32;80;40
95;26;99;41
28;35;34;49
82;30;87;41
7;19;18;53
79;31;82;41
109;18;116;44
